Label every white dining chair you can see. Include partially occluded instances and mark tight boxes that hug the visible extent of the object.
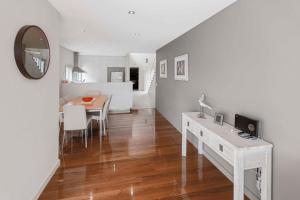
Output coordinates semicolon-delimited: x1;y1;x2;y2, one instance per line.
102;95;112;135
86;91;101;96
62;105;93;151
60;95;76;130
59;98;66;131
91;95;112;137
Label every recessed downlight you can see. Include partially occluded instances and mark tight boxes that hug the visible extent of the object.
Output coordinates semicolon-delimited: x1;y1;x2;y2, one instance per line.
128;10;135;15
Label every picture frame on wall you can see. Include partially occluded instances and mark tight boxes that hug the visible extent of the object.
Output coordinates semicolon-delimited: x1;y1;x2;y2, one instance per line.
159;59;167;78
174;54;188;81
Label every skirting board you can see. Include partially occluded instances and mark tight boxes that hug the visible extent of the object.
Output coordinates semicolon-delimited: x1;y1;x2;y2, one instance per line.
187;134;260;200
33;159;60;200
109;109;131;114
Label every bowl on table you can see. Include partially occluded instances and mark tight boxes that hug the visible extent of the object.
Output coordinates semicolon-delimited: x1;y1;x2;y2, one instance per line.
82;96;94;103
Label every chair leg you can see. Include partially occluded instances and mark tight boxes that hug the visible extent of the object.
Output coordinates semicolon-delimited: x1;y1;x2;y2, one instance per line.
59;121;62;131
103;119;106;136
71;131;73;152
90;121;93;143
99;117;102;140
62;131;66;153
91;120;93;137
85;129;88;148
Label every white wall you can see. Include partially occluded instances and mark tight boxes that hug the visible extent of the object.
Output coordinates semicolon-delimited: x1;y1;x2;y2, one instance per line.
60;46;74;81
126;53;156;91
77;54;156;91
79;55;126;82
59;46;74;96
0;0;60;199
156;0;300;199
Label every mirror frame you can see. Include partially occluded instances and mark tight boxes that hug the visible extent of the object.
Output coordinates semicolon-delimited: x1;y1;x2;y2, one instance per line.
14;25;50;80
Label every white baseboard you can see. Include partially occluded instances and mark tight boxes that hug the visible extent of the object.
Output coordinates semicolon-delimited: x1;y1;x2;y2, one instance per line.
187;136;260;200
33;159;60;200
109;109;131;113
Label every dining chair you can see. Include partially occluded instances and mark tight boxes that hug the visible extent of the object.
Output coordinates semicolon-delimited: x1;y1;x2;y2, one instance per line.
102;95;112;135
62;105;93;151
86;91;101;96
59;98;66;131
60;94;75;130
91;95;112;137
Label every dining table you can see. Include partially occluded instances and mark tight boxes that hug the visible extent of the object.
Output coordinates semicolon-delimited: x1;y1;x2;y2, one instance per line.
59;95;107;137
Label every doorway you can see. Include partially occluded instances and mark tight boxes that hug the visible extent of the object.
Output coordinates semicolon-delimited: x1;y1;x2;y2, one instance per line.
130;68;139;90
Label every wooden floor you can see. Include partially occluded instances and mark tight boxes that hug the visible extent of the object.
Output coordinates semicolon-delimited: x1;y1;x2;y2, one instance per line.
40;109;247;200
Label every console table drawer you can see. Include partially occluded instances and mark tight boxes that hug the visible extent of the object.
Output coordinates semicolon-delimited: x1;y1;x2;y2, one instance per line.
185;120;210;141
194;125;210;143
185;119;197;133
209;135;234;164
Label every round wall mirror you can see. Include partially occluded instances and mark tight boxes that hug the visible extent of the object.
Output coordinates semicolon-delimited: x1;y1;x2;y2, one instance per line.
14;25;50;79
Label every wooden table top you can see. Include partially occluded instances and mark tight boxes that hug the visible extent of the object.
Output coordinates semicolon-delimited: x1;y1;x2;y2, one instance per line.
59;95;107;112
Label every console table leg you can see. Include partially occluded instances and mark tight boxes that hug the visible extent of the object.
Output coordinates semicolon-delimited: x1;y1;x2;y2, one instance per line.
182;127;187;157
234;151;244;200
261;148;272;200
198;139;204;155
181;158;187;186
197;154;203;180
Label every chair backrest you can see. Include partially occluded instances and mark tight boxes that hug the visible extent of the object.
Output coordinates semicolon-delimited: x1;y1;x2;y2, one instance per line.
102;95;112;120
86;91;101;96
63;105;87;131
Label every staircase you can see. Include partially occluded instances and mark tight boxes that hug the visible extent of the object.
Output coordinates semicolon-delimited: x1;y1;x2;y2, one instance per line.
132;56;156;109
146;70;156;94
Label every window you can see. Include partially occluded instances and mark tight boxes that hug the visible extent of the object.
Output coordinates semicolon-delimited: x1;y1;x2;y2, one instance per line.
65;65;72;81
72;71;86;83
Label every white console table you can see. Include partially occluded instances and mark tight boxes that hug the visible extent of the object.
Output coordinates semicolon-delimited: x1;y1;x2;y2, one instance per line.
182;112;273;200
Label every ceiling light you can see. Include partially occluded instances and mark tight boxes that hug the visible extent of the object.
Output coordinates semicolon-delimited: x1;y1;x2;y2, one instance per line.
128;11;135;14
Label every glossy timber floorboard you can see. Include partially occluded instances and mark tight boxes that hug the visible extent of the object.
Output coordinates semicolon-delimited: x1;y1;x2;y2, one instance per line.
39;109;249;200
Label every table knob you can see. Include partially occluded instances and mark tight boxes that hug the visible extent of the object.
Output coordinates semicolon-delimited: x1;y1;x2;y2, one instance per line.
219;144;223;152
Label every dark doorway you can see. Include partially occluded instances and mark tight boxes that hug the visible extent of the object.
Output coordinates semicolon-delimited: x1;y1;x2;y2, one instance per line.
130;68;139;90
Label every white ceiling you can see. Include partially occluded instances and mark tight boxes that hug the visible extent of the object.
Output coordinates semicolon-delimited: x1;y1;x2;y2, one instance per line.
48;0;237;56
